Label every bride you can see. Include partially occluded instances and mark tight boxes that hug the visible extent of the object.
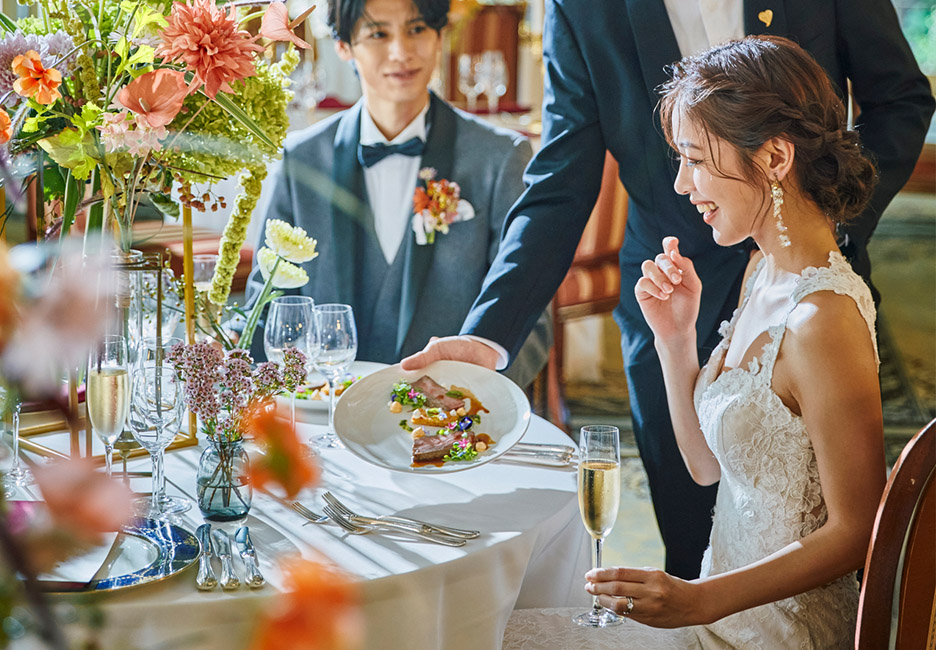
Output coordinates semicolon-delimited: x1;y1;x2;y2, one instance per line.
503;35;884;648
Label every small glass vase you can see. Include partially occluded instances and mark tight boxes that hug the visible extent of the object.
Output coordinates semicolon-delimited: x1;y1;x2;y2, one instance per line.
196;438;253;524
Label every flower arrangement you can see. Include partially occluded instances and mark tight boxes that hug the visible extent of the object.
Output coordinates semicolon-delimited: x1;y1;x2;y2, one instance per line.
0;0;309;257
411;166;474;245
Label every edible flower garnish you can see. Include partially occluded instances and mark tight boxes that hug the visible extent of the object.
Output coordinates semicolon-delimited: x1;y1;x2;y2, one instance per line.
391;381;427;408
443;437;478;463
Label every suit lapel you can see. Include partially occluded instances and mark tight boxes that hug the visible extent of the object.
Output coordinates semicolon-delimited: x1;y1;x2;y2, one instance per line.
396;92;455;354
743;0;788;36
625;0;683;109
329;101;374;305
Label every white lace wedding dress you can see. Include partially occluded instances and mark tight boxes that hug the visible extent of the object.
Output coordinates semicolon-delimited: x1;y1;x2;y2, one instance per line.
503;252;877;650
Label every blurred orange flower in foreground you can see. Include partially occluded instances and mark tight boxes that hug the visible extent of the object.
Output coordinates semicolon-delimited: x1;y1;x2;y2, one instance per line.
245;403;319;499
0;107;11;144
33;458;134;546
251;555;362;650
12;50;62;105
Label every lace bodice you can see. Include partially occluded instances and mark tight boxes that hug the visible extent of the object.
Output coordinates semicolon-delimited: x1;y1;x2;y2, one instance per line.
690;250;877;648
503;251;877;650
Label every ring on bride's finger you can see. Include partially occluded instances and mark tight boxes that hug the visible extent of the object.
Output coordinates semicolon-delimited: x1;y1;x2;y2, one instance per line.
625;596;634;614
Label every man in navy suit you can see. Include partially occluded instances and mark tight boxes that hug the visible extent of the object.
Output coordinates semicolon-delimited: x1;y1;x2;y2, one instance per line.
246;0;551;388
404;1;935;578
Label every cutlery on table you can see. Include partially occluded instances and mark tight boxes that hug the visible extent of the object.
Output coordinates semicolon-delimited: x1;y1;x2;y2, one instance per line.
322;491;480;540
210;529;241;590
195;524;219;591
500;442;576;466
322;504;466;547
234;526;265;588
288;501;329;524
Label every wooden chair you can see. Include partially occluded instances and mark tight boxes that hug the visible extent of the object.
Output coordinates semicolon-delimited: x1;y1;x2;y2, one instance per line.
543;151;626;429
856;418;936;649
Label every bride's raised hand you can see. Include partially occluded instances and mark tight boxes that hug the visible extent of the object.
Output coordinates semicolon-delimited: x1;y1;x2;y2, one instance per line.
635;237;701;345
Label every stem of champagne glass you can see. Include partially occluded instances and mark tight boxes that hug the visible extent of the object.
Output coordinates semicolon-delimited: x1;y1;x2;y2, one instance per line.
487;92;497;114
592;537;603;613
104;443;113;478
10;402;20;475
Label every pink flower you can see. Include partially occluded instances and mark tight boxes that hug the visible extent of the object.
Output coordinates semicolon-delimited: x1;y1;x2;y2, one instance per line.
97;110;132;152
259;2;314;50
116;68;187;127
157;0;264;99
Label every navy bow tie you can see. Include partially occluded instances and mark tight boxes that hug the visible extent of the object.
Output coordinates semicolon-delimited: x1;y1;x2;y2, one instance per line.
358;137;426;168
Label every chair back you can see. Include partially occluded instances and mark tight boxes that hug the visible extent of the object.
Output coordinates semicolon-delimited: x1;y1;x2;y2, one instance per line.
856;418;936;649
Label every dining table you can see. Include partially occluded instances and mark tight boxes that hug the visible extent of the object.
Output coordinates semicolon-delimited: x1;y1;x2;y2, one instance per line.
11;373;592;650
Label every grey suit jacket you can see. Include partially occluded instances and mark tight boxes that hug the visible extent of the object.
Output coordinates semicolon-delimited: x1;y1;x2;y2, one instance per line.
246;93;552;388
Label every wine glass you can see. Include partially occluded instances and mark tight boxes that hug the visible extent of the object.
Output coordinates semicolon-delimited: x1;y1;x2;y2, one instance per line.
87;334;131;479
457;54;483;112
1;386;34;492
264;296;316;430
573;424;623;628
128;365;190;517
192;254;219;342
137;336;184;373
312;304;357;449
482;50;508;114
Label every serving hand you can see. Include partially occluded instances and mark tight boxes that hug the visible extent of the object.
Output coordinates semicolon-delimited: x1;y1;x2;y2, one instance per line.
585;566;711;628
634;236;702;345
401;335;499;372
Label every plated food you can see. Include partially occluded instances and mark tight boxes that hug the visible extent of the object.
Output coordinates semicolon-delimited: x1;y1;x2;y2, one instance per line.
388;375;493;467
334;361;530;474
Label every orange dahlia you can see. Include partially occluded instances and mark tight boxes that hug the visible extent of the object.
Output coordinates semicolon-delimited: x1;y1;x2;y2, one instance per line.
156;0;264;99
11;50;62;105
0;107;11;144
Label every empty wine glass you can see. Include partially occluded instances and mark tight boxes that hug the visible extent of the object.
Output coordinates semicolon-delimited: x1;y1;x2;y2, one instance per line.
1;386;34;492
312;304;357;449
264;296;316;430
128;365;190;517
137;336;184;373
457;53;483;112
573;425;623;628
192;254;220;342
481;50;508;114
87;334;131;479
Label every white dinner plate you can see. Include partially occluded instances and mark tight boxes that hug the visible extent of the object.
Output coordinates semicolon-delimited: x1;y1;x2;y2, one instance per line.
283;361;388;411
334;361;531;473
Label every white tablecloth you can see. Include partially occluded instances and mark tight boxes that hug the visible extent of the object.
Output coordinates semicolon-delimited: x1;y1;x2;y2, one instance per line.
21;414;591;650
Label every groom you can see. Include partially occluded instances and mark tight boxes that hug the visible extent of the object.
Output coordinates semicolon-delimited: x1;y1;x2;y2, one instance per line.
404;0;935;578
245;0;551;388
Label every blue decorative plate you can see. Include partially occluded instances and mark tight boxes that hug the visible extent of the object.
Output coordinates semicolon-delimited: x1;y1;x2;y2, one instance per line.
38;517;199;593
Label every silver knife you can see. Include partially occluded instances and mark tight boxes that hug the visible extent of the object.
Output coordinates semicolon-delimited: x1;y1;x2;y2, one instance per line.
195;524;218;590
234;526;265;588
210;529;241;590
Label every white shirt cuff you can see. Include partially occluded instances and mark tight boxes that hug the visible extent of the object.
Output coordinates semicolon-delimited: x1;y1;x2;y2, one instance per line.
462;335;509;370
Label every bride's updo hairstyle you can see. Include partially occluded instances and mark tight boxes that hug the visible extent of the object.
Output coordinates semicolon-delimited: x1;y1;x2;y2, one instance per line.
659;35;876;225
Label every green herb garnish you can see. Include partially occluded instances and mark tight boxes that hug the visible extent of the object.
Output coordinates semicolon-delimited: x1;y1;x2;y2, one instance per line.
445;389;464;398
399;419;413;432
443;437;478;463
391;381;427;408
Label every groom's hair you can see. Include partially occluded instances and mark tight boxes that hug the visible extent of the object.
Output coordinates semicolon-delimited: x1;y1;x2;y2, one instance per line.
328;0;450;44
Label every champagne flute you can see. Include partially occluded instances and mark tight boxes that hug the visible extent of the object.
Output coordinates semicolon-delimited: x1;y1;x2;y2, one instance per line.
128;365;189;517
1;386;34;491
573;425;623;628
312;304;356;449
264;296;316;430
87;334;131;479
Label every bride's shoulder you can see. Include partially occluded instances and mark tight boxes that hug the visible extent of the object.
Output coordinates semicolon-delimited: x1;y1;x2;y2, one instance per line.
782;290;876;368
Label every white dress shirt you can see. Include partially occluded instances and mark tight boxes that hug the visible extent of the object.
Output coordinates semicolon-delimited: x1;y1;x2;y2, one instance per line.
663;0;744;57
360;103;430;264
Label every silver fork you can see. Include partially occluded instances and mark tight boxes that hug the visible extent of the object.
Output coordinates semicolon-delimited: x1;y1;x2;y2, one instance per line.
322;505;466;547
289;501;328;523
323;492;480;540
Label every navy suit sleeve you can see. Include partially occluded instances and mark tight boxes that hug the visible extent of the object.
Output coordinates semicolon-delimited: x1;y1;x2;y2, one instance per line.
836;0;935;250
460;0;607;360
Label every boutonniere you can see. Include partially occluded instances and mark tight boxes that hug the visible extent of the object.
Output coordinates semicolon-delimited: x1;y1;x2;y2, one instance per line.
411;167;475;245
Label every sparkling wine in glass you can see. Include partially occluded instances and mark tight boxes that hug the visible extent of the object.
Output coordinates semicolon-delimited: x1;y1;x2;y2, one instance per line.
264;296;316;430
573;425;623;628
312;304;356;449
87;335;131;479
128;365;190;517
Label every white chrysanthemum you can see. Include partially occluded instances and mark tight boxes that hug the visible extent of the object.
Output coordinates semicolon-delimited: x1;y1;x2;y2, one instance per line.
265;219;318;264
257;247;309;289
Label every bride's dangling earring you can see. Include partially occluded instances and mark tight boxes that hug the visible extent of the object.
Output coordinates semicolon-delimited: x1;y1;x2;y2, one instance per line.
771;179;791;247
